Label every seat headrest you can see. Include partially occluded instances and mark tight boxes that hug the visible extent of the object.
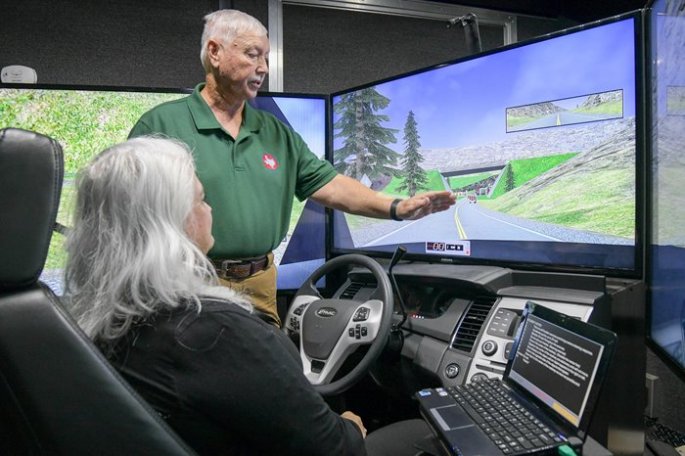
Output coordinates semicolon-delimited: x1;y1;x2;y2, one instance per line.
0;128;63;291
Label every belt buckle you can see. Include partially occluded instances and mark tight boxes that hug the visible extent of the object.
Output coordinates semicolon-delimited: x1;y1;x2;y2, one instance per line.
220;259;242;269
219;259;248;280
216;256;268;280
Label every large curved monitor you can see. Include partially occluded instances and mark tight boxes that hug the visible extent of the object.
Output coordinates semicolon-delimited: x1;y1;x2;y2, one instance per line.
647;0;685;381
330;12;645;278
0;84;327;292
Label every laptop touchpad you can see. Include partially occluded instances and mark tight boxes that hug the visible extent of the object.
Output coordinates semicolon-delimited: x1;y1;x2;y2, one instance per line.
446;427;502;456
430;406;501;456
430;405;473;430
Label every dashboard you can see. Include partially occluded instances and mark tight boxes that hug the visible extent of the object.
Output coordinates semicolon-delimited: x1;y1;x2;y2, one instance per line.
329;261;607;388
281;257;645;453
281;258;645;454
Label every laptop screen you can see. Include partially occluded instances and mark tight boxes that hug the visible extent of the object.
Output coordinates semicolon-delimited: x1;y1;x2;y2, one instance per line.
505;303;614;430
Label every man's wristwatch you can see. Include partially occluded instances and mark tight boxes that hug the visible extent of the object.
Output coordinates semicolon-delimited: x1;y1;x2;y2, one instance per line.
390;198;403;221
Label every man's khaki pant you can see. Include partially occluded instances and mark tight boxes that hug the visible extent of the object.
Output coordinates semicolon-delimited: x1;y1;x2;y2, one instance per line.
218;257;280;327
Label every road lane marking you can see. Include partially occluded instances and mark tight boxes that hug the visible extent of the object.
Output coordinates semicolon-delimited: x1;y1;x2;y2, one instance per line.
455;204;468;239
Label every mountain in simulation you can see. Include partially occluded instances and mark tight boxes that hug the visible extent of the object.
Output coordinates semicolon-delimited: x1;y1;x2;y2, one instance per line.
579;90;623;110
508;101;565;119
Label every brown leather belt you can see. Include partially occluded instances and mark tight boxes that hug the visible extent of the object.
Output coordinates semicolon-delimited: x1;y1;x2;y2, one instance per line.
212;254;270;280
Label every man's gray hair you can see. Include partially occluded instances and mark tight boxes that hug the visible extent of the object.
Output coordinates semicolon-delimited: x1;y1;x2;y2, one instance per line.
200;9;268;73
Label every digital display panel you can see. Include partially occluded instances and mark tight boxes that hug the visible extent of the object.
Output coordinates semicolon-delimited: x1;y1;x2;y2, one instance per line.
0;84;327;292
330;14;642;276
648;0;685;380
250;94;328;289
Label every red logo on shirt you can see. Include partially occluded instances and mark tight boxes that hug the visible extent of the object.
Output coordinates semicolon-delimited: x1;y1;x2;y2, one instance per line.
262;153;279;170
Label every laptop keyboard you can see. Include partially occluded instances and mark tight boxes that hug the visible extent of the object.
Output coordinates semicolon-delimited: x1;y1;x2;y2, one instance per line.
447;379;566;455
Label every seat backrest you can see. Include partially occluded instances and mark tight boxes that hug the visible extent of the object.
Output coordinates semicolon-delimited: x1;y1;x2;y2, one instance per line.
0;128;195;455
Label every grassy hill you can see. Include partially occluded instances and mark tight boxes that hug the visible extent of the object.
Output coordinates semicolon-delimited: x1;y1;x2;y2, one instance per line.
483;150;634;239
490;153;576;199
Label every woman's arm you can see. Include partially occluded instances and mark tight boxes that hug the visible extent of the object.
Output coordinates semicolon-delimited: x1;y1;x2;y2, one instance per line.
175;307;367;456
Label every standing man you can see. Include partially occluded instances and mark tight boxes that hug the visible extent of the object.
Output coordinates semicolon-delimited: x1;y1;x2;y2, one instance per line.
129;9;456;327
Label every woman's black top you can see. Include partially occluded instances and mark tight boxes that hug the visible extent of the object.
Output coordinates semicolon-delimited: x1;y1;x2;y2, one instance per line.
107;298;366;455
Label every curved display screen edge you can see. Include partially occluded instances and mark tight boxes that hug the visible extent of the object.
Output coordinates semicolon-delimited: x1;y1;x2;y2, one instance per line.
646;0;685;381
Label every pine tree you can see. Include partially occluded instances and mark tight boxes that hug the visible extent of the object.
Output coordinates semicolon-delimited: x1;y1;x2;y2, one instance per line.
333;87;399;181
396;110;428;196
505;163;515;192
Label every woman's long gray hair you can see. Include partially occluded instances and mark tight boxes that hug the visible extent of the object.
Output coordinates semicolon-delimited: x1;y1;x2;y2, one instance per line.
65;136;251;342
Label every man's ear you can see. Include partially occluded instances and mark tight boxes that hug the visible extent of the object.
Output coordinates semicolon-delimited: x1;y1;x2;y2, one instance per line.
206;39;223;66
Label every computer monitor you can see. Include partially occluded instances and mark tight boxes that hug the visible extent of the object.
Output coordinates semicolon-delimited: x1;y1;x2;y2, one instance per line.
330;12;644;278
0;84;328;292
249;93;329;290
647;0;685;380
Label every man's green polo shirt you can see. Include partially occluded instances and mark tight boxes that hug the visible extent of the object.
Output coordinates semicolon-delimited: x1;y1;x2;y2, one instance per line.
128;83;337;259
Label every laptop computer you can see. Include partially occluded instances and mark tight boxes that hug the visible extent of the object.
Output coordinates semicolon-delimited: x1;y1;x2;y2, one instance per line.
416;301;617;456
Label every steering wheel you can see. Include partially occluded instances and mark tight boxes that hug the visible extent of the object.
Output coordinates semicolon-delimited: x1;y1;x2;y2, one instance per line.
283;254;394;396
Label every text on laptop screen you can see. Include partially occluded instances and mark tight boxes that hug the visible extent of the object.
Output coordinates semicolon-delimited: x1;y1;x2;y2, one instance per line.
508;314;605;427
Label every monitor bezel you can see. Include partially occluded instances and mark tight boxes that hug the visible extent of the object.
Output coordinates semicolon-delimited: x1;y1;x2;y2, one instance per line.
0;81;193;95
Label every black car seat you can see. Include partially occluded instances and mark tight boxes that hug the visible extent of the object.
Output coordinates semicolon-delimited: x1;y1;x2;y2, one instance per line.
0;128;195;455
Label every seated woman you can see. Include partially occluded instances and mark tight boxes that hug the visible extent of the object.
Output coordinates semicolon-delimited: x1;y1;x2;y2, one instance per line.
64;137;431;456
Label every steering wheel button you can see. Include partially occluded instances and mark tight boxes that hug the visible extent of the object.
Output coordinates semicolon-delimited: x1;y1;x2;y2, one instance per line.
361;326;368;337
353;307;370;321
293;304;308;316
349;328;355;337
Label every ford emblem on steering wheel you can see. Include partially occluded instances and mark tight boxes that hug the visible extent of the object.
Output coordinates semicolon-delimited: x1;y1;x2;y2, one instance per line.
316;307;337;317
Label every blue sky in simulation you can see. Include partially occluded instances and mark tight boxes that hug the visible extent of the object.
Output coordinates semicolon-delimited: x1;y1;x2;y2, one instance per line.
333;17;637;152
274;97;326;158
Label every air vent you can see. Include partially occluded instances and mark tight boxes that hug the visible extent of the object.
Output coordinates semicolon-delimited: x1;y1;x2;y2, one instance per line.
340;281;364;300
451;296;496;353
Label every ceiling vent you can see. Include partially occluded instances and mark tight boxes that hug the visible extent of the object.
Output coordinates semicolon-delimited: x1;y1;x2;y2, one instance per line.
451;296;496;353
